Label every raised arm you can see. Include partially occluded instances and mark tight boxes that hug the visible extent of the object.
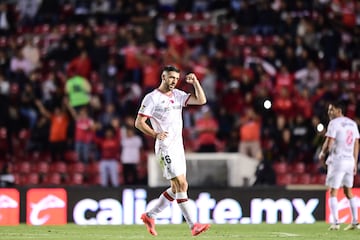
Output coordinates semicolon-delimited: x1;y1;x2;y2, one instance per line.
35;100;52;119
185;73;207;105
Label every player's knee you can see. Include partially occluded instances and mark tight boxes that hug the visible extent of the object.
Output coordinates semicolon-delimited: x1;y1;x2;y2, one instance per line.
178;181;188;192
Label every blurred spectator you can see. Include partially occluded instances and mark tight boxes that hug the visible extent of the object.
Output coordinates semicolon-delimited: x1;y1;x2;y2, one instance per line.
0;163;15;187
26;115;49;152
94;125;120;187
121;126;143;185
99;56;118;104
67;50;92;79
98;103;118;127
320;24;341;71
295;60;320;94
91;0;111;14
65;74;91;110
35;99;70;162
0;73;9;95
221;81;243;117
68;105;95;164
42;71;58;103
253;152;276;186
195;106;221;152
141;54;160;93
290;114;313;162
238;107;262;159
17;0;42;26
0;3;16;36
0;50;10;77
119;36;142;84
19;83;38;129
272;87;294;119
22;38;41;72
10;48;34;77
278;128;296;162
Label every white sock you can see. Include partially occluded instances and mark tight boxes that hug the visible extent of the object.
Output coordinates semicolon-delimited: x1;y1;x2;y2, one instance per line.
148;188;175;218
330;197;339;224
176;192;195;229
349;197;358;224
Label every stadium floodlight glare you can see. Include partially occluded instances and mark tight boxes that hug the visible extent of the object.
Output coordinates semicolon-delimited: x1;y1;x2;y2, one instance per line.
264;100;272;109
317;123;324;132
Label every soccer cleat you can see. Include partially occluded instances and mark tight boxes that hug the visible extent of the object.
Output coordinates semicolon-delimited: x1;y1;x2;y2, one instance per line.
344;223;360;230
141;213;158;236
191;223;210;236
328;224;340;230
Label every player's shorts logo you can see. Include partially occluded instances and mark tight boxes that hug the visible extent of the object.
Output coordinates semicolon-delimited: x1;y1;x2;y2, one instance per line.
326;189;360;223
0;189;20;225
27;188;67;225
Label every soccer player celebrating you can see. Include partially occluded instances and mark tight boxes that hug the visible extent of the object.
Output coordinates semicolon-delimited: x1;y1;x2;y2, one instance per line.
319;101;360;230
135;65;210;236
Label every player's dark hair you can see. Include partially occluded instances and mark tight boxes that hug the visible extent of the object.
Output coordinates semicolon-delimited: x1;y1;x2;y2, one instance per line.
162;65;180;74
330;100;345;113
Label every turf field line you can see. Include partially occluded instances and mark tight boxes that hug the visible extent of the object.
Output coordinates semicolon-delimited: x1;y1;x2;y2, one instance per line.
270;232;300;237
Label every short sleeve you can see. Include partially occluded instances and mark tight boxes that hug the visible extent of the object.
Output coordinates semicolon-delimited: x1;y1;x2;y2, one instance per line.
177;90;191;107
138;94;154;117
325;121;336;139
354;124;360;139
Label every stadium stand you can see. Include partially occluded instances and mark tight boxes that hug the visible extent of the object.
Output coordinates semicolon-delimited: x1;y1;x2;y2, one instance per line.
0;0;359;186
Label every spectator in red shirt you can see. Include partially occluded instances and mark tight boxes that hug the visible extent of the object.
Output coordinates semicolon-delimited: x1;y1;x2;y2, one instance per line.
221;81;244;116
67;50;92;79
142;54;160;93
272;87;294;119
166;25;189;61
195;106;221;152
68;106;95;164
94;120;121;187
120;37;141;83
294;88;313;120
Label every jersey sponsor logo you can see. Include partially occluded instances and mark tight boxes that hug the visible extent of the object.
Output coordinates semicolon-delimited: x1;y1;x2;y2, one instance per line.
326;189;360;223
27;188;67;225
0;189;20;225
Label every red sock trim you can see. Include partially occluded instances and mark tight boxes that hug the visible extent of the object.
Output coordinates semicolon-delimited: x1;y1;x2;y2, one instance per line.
163;191;174;201
176;198;188;204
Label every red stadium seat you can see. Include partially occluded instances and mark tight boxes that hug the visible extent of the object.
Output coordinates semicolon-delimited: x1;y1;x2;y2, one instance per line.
292;173;311;184
65;150;78;163
276;173;292;186
22;173;40;185
306;163;321;174
68;162;85;174
32;161;50;175
310;174;326;185
50;161;67;174
14;161;31;174
43;173;62;185
272;162;288;174
66;173;84;185
291;162;305;174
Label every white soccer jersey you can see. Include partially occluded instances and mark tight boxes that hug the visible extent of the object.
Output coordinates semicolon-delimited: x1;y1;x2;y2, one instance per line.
325;116;359;164
138;88;191;179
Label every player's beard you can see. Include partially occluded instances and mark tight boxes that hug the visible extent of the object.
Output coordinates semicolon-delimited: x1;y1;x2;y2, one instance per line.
167;82;176;91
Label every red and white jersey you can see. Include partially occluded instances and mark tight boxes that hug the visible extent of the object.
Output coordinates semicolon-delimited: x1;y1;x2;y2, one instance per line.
325;116;360;167
138;88;190;150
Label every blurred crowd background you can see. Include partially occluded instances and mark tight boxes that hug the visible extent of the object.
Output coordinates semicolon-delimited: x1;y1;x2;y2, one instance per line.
0;0;359;187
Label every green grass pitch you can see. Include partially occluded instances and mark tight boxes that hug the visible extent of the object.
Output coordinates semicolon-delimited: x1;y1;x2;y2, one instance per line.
1;222;359;240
